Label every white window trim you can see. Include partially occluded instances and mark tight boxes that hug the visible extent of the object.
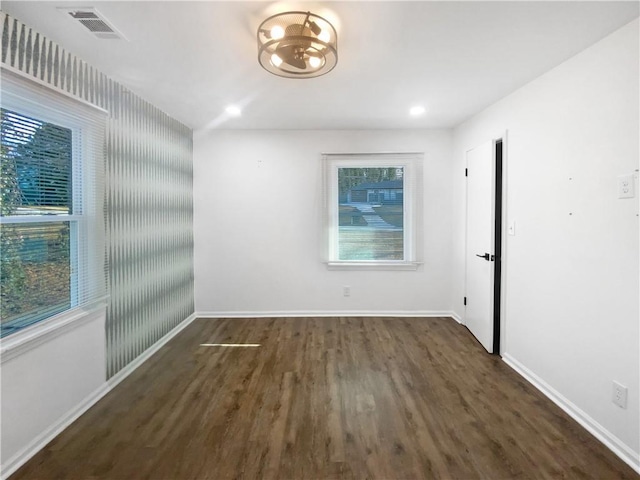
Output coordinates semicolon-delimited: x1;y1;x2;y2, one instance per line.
0;68;107;342
322;152;424;270
1;90;84;319
325;261;422;271
0;300;108;363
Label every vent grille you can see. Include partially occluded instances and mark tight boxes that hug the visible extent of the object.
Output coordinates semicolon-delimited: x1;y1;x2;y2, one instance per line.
68;11;99;19
79;19;114;33
57;7;126;40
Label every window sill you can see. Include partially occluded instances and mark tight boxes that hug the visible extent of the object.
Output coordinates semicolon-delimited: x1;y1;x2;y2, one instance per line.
0;300;108;364
326;261;422;271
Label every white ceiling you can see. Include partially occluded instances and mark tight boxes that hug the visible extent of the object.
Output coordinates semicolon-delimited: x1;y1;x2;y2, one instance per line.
3;1;638;131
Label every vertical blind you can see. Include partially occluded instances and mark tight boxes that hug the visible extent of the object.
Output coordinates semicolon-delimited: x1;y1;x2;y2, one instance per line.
0;69;107;337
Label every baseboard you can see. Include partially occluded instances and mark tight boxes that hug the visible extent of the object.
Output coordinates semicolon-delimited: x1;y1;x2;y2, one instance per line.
107;312;197;390
450;311;463;324
1;381;110;479
0;312;198;480
196;310;456;319
502;353;640;474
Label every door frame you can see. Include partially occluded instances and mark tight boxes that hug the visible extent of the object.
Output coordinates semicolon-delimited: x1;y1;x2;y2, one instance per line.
464;131;508;355
492;139;503;354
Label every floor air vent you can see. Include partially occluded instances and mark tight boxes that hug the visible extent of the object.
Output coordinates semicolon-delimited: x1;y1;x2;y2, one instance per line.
57;7;127;40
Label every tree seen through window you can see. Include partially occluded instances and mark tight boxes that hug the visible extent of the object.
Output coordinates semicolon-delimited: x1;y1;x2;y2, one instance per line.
0;108;72;336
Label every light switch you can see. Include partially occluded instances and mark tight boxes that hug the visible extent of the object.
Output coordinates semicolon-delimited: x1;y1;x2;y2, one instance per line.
618;174;635;199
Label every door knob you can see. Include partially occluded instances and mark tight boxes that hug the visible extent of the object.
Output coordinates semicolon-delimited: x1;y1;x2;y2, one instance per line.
475;253;491;261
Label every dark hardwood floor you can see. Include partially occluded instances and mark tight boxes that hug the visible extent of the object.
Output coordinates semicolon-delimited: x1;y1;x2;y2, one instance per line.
11;317;638;479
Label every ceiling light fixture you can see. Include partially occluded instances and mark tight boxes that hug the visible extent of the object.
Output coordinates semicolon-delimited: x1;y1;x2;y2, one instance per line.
409;105;426;116
257;11;338;79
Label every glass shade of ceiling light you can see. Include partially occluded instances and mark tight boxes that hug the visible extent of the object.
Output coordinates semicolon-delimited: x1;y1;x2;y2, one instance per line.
258;11;338;79
308;55;322;69
409;105;426;116
270;25;285;40
318;29;331;43
271;53;283;67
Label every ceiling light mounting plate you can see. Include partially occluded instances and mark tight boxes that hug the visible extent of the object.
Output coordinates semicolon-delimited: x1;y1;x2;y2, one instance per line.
257;11;338;79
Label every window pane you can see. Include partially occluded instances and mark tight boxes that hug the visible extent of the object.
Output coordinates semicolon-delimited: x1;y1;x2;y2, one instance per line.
1;108;73;216
0;222;71;337
338;167;404;260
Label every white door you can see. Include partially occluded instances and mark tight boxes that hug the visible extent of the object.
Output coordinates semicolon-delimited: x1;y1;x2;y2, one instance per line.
465;140;495;353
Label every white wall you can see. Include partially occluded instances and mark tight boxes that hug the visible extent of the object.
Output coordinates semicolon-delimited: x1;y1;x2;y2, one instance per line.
452;19;639;467
1;307;107;476
194;129;453;316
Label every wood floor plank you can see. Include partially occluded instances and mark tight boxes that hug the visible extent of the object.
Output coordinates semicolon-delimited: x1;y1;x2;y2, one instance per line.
9;317;639;480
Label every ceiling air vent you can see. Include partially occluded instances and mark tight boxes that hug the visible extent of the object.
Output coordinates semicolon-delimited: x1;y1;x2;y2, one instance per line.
57;7;127;40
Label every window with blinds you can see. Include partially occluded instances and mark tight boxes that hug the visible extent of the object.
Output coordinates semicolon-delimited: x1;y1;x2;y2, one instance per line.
323;153;423;270
0;71;107;338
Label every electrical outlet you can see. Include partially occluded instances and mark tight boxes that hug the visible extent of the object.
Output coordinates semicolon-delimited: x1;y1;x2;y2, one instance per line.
343;286;351;297
618;174;634;199
612;381;628;409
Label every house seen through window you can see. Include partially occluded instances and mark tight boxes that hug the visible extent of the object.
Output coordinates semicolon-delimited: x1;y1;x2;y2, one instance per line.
324;153;423;268
338;167;405;261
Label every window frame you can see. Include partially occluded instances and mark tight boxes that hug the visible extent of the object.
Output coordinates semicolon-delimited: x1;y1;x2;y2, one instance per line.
0;68;107;341
1;108;83;312
323;152;424;270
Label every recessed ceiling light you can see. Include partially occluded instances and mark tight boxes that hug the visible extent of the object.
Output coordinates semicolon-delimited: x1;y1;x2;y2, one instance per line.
225;105;242;117
409;105;426;116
